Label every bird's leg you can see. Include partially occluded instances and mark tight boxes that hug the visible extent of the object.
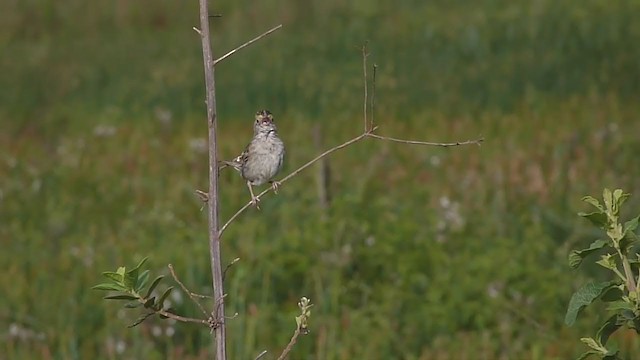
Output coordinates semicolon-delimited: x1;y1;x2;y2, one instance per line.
270;180;281;194
246;181;260;209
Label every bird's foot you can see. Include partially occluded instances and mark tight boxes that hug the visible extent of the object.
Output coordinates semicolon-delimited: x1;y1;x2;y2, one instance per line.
250;196;261;210
270;180;281;194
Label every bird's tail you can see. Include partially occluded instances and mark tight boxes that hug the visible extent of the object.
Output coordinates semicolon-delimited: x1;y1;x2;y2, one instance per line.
218;157;242;172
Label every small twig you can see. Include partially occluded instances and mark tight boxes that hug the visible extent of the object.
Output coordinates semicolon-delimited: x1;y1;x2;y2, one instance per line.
255;350;268;360
223;312;239;320
168;264;210;316
213;293;228;325
156;309;210;325
195;189;209;203
367;133;484;147
214;24;283;65
192;27;202;36
362;43;369;132
371;64;377;128
222;257;240;282
208;14;223;18
132;297;209;326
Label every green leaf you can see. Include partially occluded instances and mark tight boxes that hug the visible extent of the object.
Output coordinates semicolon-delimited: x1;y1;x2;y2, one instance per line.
613;189;630;215
624;215;640;233
132;257;149;272
595;254;617;271
569;239;608;268
136;270;150;292
92;283;127;292
124;302;141;308
124;257;149;291
143;297;156;309
565;281;618;326
145;276;165;298
620;232;638;252
603;344;620;359
579;211;608;228
123;272;137;291
620;215;640;250
128;312;154;328
158;287;174;308
605;301;632;312
102;271;124;283
600;286;623;302
597;315;621;345
581;337;604;352
603;188;614;214
104;294;138;301
582;195;605;212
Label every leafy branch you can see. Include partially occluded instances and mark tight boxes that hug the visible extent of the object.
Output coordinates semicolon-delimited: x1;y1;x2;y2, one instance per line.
92;258;213;328
565;188;640;360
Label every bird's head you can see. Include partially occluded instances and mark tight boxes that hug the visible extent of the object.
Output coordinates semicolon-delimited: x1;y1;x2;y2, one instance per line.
254;109;277;135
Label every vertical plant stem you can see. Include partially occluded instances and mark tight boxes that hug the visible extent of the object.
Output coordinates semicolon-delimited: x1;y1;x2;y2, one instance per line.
197;0;226;358
620;253;637;293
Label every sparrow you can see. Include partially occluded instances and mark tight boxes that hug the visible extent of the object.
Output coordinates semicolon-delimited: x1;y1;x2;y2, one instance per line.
222;110;285;207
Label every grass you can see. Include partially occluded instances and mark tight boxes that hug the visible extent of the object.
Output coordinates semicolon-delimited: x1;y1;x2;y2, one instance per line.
1;0;640;359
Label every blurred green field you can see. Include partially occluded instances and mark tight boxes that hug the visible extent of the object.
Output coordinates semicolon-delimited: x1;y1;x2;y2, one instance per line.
2;0;640;359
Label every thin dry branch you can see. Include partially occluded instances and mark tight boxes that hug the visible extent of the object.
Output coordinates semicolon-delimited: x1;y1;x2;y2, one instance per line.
155;309;211;326
276;328;301;360
222;257;240;282
367;133;484;147
131;296;210;327
214;24;283;66
168;264;210;316
371;64;377;128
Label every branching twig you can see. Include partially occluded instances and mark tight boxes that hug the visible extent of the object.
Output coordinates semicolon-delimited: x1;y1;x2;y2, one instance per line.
168;264;210;317
130;297;210;327
214;24;283;66
218;43;485;236
276;297;312;360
